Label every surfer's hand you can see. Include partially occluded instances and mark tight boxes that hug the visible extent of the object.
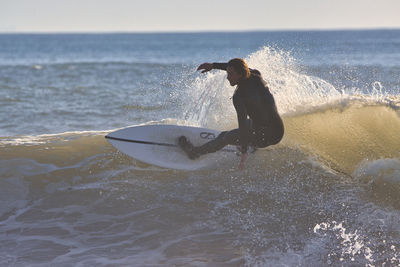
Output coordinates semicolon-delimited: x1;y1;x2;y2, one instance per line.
238;153;247;170
197;63;213;73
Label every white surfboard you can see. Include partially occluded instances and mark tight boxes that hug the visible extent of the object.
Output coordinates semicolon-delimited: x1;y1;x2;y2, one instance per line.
105;124;239;170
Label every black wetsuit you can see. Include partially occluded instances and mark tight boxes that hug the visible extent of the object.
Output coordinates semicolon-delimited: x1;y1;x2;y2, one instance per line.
180;62;284;158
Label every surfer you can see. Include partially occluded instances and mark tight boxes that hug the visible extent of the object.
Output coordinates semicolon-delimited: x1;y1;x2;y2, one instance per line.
179;58;284;167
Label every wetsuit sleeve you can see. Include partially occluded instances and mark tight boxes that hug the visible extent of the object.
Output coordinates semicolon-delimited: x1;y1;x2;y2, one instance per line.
212;63;228;71
233;94;249;153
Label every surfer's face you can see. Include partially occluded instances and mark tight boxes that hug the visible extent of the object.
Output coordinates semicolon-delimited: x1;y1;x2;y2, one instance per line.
227;66;242;86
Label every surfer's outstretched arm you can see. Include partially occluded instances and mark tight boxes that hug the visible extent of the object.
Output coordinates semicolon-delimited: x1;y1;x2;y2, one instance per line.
197;62;228;73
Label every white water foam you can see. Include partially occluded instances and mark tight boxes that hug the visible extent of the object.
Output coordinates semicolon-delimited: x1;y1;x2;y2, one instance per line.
246;47;343;115
182;46;345;129
182;46;400;133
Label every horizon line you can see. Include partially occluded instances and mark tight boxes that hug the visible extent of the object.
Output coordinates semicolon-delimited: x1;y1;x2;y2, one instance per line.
0;27;399;35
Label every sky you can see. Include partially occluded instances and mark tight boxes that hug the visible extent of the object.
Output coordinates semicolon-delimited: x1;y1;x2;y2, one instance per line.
1;0;400;33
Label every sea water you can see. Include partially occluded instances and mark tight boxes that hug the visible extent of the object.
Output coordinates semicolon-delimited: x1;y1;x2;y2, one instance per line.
0;30;399;266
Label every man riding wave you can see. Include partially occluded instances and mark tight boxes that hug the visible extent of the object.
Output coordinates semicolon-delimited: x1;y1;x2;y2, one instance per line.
179;58;284;168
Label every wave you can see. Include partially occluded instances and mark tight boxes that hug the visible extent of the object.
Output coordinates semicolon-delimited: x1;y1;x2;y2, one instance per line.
283;101;400;172
180;46;400;173
1;99;399;186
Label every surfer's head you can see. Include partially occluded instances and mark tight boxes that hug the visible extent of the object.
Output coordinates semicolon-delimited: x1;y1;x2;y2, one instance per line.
227;58;251;86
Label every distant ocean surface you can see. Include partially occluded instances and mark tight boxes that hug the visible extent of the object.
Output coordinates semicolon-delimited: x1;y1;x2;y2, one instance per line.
1;30;399;266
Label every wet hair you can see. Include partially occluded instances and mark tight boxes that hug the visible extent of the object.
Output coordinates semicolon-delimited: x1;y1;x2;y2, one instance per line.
228;58;251;79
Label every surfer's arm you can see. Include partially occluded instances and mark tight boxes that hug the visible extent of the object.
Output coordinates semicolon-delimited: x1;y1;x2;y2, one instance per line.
197;62;228;73
212;63;228;71
233;94;249;154
212;63;260;73
198;63;259;74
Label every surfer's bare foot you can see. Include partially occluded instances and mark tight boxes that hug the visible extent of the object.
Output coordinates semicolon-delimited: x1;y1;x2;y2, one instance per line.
178;136;199;160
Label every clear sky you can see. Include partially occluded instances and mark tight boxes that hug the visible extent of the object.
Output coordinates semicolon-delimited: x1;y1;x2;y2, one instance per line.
1;0;399;33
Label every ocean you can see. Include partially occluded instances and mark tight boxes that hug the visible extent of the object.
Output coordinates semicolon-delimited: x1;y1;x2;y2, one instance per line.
0;30;399;266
